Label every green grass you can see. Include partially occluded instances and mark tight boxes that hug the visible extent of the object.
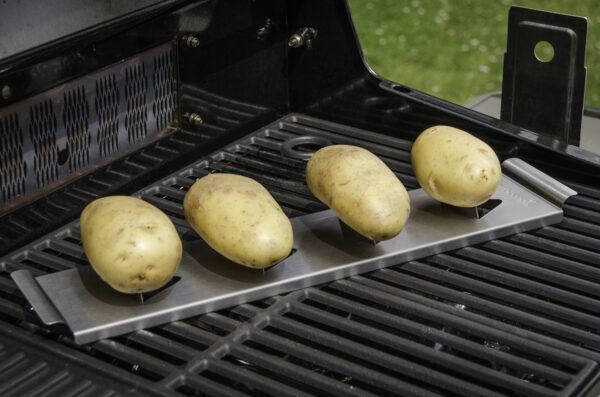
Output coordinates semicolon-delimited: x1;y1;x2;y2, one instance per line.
347;0;600;107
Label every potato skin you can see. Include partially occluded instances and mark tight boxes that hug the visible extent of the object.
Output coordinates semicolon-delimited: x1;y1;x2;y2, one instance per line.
411;125;501;207
183;173;293;269
80;196;182;293
306;145;410;241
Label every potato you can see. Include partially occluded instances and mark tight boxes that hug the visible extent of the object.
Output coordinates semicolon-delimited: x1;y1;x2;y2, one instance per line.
183;173;293;269
80;196;182;293
306;145;410;241
411;125;501;207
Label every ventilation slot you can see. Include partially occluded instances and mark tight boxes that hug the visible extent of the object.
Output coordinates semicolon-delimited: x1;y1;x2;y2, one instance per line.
152;50;176;132
29;100;58;188
63;86;90;172
125;63;148;143
95;74;119;158
0;113;26;203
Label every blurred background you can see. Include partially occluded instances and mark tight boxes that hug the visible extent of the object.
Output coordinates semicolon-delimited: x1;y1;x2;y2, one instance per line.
347;0;599;108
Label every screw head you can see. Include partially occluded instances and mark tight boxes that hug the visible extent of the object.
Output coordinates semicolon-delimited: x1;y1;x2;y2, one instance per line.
184;35;200;48
185;112;203;125
288;34;303;48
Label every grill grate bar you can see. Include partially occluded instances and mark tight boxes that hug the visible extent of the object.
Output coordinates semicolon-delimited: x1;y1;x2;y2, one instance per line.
482;240;600;284
229;340;373;397
126;330;198;364
193;312;242;334
454;247;600;314
206;359;316;397
301;289;574;394
18;370;71;397
333;277;591;370
506;233;600;265
282;300;536;396
0;296;28;320
160;321;221;347
278;121;413;163
174;373;249;397
0;360;48;396
565;194;600;211
41;379;96;397
142;193;184;215
217;151;308;182
46;239;85;259
293;114;414;150
307;288;580;382
22;250;77;272
406;256;600;330
91;339;175;379
535;226;600;252
250;327;444;397
563;204;600;225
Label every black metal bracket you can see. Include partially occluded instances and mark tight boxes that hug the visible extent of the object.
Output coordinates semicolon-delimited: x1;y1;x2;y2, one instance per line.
500;6;587;146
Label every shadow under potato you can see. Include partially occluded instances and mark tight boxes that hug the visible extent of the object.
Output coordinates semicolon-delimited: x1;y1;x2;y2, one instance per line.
76;266;181;306
304;216;384;259
182;239;293;283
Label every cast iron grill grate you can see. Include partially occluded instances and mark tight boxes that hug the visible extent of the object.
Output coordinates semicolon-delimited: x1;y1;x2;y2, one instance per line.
1;114;600;396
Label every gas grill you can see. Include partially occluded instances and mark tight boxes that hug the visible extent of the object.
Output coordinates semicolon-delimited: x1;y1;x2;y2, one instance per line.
1;1;600;396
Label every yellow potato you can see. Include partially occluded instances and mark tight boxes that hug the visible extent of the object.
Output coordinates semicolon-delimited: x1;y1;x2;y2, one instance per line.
411;125;501;207
306;145;410;241
183;173;293;269
80;196;182;293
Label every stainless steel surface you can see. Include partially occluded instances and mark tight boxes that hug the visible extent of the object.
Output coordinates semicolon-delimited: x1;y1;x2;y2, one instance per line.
11;166;573;344
502;157;578;206
0;42;177;214
11;269;64;325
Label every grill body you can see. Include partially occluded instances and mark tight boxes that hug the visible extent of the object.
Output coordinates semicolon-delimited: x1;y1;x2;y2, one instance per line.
1;1;600;396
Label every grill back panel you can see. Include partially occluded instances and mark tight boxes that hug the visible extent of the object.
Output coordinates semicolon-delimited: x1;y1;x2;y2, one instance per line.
0;42;177;215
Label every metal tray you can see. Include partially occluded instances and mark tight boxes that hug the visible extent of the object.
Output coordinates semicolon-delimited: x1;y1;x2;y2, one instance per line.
11;158;576;344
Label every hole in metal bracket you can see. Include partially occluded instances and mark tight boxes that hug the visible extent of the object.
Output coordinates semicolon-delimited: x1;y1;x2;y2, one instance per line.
534;40;554;63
